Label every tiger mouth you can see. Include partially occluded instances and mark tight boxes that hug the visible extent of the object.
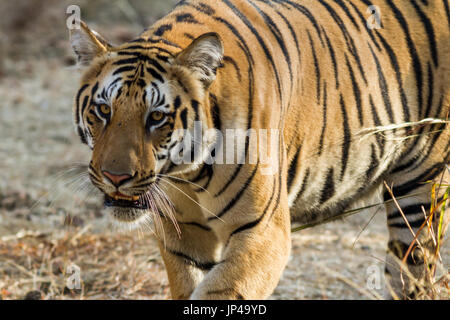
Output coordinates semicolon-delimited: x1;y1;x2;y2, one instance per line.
104;192;149;210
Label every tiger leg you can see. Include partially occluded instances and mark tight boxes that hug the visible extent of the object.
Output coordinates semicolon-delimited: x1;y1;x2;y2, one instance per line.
383;160;448;299
158;219;222;300
190;181;291;299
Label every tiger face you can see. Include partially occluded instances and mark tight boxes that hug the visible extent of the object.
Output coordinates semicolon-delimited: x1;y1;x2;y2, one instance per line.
70;22;223;224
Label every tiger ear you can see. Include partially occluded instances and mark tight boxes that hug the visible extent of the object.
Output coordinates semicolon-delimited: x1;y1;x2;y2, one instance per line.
176;33;223;88
69;21;111;67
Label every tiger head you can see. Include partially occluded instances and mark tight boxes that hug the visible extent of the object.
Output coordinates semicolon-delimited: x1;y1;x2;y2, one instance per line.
70;22;223;226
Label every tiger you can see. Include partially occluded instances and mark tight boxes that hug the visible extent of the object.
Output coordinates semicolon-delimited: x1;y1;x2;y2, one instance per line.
69;0;449;299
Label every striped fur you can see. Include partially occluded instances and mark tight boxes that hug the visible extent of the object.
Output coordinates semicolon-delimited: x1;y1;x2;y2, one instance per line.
70;0;449;299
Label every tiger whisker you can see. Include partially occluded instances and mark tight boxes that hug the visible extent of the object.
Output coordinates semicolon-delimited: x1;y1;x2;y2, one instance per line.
158;177;224;222
156;173;211;194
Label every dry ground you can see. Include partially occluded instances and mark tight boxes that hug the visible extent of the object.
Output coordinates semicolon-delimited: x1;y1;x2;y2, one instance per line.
0;0;448;300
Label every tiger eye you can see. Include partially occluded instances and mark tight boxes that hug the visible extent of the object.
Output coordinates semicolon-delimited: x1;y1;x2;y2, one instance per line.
151;111;164;121
100;104;111;115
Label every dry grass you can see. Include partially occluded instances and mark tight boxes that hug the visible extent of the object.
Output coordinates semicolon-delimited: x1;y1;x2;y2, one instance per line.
384;169;449;300
0;229;170;300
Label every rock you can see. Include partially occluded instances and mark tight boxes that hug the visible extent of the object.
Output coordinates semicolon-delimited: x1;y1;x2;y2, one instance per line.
24;290;42;300
64;214;84;227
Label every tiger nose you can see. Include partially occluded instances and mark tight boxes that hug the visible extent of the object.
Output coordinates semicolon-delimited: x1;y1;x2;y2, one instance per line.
102;171;132;187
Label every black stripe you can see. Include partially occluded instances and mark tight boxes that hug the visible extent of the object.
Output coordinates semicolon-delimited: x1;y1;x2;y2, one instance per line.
151;49;174;57
387;202;430;220
154;24;172;37
183;32;195;40
248;0;293;84
368;95;384;158
222;0;283;101
306;30;321;104
407;122;446;173
206;288;244;300
331;0;360;31
287;147;301;192
223;56;242;81
227;176;276;246
75;84;89;125
214;164;243;197
191;100;200;122
168;250;217;271
129;38;146;43
156;94;166;108
230;219;261;238
366;143;379;180
86;113;94;126
209;164;259;221
82;83;97;119
210;93;222;131
346;1;382;51
323;30;339;89
374;32;410;122
147;57;167;73
280;0;325;46
113;66;135;76
339;95;351;180
344;53;363;126
397;62;436;162
77;126;87;145
147;67;164;83
386;0;424;114
90;82;99;97
179;108;188;130
424;62;434;118
179;221;212;231
113;57;139;66
121;45;146;51
195;164;214;191
384;163;445;200
411;0;438;67
320;168;335;203
318;0;367;84
176;13;200;24
445;0;450;29
107;77;122;94
174;96;182;109
196;2;216;15
177;79;189;93
142;89;147;107
318;82;327;155
387;240;424;265
368;44;395;123
274;7;301;64
389;218;426;229
297;168;310;198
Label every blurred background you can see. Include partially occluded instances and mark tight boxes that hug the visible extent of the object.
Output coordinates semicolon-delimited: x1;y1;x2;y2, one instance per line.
0;0;445;300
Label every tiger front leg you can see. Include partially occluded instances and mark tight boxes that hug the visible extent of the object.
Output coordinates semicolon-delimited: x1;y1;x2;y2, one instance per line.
191;186;291;300
158;218;222;300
